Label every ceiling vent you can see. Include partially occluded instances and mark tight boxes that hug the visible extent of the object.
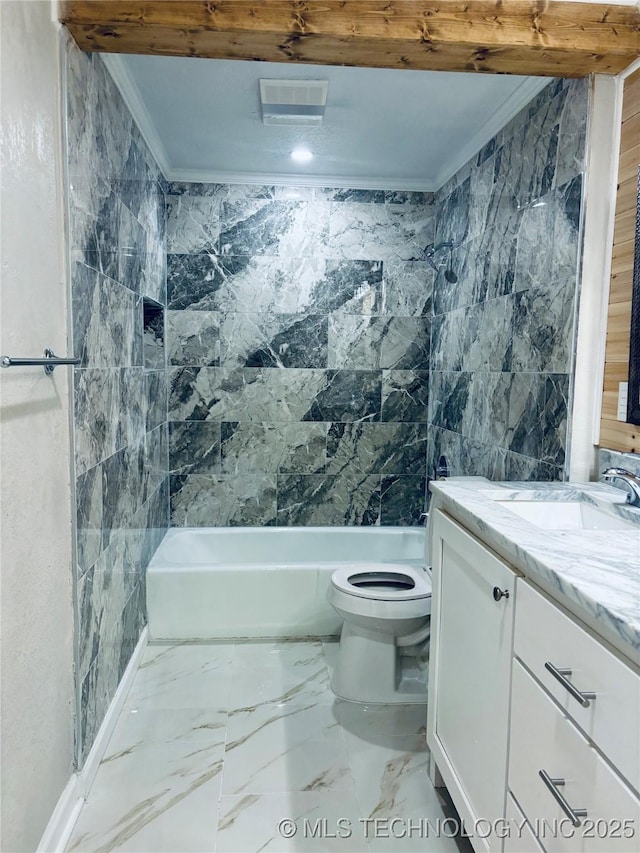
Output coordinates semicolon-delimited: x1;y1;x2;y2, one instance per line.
259;79;328;127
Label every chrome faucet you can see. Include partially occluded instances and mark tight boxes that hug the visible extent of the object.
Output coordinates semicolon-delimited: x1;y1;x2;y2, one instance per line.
601;467;640;508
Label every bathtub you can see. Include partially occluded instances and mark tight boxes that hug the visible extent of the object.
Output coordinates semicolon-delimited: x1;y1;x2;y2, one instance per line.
147;526;427;641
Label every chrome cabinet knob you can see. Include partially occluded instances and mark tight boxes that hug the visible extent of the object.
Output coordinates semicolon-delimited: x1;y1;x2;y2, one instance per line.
492;586;509;601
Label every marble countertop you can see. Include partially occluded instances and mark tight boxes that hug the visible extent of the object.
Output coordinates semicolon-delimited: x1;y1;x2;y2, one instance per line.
428;478;640;666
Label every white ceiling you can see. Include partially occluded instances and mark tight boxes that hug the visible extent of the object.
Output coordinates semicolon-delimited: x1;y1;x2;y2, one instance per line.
103;54;551;191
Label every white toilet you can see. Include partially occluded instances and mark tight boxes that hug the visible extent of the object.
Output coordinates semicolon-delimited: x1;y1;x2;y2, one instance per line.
327;563;432;704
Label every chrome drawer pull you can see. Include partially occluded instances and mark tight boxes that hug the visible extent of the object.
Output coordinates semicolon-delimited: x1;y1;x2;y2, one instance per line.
539;770;588;827
544;662;596;708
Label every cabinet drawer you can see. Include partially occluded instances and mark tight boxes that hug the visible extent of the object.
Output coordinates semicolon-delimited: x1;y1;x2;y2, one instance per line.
514;580;639;793
505;793;545;853
509;661;640;853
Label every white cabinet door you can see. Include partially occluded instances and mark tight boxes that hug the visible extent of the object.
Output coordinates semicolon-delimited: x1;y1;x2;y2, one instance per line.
428;510;517;852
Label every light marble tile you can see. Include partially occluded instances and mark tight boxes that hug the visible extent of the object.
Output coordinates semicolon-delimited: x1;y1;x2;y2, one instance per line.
223;702;353;795
227;653;332;712
333;701;426;742
216;790;366;852
67;701;225;853
125;643;233;710
343;733;433;819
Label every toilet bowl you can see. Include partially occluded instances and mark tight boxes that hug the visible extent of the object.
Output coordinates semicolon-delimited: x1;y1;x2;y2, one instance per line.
327;563;432;704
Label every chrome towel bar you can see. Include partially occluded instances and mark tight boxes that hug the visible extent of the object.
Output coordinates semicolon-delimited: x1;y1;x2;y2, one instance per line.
1;348;81;375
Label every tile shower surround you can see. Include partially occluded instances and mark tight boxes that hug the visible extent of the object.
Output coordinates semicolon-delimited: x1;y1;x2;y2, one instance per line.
166;186;436;527
427;77;588;487
67;47;169;764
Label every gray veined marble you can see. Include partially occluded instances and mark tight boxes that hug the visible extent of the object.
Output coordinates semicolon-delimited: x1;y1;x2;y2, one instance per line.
221;313;329;369
66;41;168;765
322;260;382;315
167;310;220;366
220;422;327;475
326;423;428;478
170;474;277;527
381;370;429;423
276;473;381;527
327;202;434;262
169;422;221;476
381;260;434;317
328;316;430;370
380;476;427;526
166;195;221;254
219;199;330;258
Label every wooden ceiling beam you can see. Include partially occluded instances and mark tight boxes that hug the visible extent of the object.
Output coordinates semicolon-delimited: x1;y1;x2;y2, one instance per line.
59;1;640;78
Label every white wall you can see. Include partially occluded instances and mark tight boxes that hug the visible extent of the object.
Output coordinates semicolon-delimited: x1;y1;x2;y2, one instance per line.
0;2;75;851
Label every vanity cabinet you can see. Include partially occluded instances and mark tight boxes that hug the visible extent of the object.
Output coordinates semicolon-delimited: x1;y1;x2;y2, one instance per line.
427;510;518;852
428;507;640;853
509;581;640;852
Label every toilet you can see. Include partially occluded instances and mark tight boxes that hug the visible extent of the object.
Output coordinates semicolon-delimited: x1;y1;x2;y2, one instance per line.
327;563;432;704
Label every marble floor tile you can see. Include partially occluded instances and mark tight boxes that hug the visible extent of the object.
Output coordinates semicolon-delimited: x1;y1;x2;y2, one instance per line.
226;654;332;712
216;790;367;852
67;708;224;853
67;640;465;853
223;702;354;796
124;643;234;710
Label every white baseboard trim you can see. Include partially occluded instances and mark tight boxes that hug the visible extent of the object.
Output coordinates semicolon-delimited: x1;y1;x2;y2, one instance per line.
36;775;84;853
37;627;149;852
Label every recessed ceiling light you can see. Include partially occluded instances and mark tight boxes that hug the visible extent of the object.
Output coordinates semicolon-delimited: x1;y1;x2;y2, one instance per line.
291;148;313;163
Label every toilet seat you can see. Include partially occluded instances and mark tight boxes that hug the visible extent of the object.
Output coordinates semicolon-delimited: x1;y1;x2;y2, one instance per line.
331;563;431;602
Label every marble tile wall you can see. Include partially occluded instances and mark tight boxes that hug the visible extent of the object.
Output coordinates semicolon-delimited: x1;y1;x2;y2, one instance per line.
166;185;435;526
66;46;168;765
427;78;589;487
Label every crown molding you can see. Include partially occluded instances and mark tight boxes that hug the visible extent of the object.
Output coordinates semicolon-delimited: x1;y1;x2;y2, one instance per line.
100;53;172;179
433;77;552;190
164;168;438;192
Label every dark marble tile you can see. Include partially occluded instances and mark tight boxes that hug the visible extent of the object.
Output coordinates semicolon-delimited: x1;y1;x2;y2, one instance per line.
76;463;103;577
328;316;430;370
551;174;583;284
145;370;167;433
169;421;221;476
144;423;168;500
302;370;382;423
169;366;334;423
220;200;329;257
72;263;139;367
276;474;380;526
381;261;433;317
385;191;434;206
326;423;427;477
221;313;328;369
319;188;386;204
322;260;382;314
542;374;570;468
506;453;564;482
381;370;429;422
435;176;470;246
507;373;546;458
166;195;221;254
164;182;229;198
512;283;574;373
101;443;144;548
428;371;472;434
380;476;426;526
170;474;277;527
327;202;434;262
74;368;123;474
220;422;326;474
167;310;220;366
167;253;232;310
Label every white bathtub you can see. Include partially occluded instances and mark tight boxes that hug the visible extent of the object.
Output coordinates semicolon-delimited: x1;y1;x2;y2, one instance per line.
147;526;427;640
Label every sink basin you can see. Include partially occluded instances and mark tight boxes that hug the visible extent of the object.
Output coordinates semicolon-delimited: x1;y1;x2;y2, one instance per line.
493;500;633;531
